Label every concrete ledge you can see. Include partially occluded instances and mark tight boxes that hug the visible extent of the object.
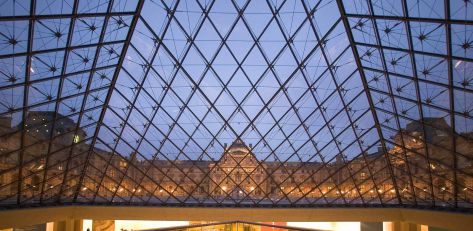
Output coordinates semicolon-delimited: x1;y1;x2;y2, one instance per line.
0;207;74;229
0;206;471;231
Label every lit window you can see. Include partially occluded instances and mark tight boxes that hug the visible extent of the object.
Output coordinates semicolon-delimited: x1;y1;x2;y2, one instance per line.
73;135;80;143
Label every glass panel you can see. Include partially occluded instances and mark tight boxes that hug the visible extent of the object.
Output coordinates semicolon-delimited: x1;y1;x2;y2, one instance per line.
0;0;472;211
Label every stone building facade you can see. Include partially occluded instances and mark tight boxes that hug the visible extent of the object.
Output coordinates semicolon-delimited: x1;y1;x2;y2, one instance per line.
0;112;472;205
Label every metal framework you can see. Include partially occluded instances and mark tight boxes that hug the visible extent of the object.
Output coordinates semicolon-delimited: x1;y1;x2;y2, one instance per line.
0;0;472;212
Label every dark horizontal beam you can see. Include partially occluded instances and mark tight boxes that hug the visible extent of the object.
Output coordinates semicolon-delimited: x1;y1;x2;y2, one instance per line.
355;41;473;63
0;64;117;92
345;13;473;25
0;11;136;21
0;40;125;60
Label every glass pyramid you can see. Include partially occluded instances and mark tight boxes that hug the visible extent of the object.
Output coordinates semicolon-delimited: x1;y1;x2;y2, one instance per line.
0;0;472;211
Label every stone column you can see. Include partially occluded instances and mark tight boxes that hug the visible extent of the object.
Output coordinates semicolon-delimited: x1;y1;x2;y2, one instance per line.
390;222;421;231
53;219;82;231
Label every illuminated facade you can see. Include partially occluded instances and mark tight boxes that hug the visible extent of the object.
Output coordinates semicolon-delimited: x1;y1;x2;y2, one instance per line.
1;111;472;206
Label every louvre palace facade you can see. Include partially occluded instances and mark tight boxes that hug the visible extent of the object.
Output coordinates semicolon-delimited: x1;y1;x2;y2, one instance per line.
1;112;472;206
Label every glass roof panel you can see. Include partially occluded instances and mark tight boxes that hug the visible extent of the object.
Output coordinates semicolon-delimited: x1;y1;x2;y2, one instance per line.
342;0;473;209
90;0;384;207
0;0;472;211
0;0;139;206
